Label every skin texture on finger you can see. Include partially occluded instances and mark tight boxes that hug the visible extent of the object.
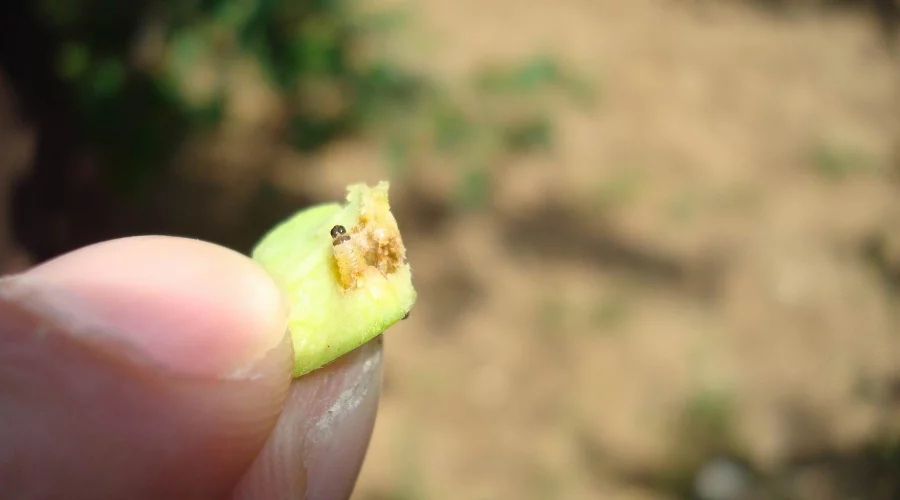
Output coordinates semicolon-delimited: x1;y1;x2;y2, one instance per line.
233;337;383;500
0;297;294;500
0;236;295;499
14;236;290;378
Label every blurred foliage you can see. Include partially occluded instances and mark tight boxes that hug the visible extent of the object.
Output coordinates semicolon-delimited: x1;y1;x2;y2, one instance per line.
35;0;595;208
811;139;878;181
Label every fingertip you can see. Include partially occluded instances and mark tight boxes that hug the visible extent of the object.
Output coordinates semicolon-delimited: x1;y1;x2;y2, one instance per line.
6;235;291;379
0;296;295;500
0;236;298;498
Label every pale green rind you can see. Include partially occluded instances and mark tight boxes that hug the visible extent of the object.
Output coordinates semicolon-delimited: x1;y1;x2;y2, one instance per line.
252;185;416;377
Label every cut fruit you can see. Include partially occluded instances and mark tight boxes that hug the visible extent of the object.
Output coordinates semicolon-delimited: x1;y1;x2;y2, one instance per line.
252;181;416;377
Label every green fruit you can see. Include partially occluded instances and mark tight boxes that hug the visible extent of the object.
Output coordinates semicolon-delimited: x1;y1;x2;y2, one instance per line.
252;181;416;377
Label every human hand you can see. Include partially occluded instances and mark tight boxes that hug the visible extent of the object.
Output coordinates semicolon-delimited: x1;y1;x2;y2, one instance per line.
0;236;382;500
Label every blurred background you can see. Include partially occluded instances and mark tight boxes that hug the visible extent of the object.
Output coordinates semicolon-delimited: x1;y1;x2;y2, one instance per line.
2;0;900;498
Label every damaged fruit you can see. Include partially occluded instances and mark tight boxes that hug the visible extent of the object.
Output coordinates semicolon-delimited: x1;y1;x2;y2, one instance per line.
252;181;417;377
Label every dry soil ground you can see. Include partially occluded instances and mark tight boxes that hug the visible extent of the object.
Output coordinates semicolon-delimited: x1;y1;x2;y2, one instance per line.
337;1;900;499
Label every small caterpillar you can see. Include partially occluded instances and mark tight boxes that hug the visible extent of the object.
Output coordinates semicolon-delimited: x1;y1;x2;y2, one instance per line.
330;225;368;290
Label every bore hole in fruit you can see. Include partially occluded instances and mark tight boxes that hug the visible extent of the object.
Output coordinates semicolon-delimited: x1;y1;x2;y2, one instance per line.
330;198;407;290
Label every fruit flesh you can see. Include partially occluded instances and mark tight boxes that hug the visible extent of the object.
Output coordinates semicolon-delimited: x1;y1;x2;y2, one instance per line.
252;182;416;377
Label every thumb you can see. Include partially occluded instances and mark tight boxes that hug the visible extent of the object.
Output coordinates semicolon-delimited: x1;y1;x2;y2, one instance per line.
0;236;294;499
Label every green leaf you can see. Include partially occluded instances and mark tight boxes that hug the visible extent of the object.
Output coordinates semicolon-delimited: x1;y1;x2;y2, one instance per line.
57;42;91;81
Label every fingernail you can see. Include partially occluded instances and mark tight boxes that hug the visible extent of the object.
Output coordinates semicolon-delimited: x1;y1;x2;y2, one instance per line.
233;337;383;500
302;338;383;500
0;236;290;378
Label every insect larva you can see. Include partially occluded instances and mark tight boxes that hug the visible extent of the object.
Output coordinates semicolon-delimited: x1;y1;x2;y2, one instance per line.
330;225;367;290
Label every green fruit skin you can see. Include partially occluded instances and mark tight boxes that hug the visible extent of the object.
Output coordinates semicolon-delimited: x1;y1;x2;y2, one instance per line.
252;185;416;377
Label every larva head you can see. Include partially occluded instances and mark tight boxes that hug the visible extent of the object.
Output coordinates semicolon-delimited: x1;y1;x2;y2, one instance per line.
330;225;351;246
252;182;416;377
330;224;347;238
